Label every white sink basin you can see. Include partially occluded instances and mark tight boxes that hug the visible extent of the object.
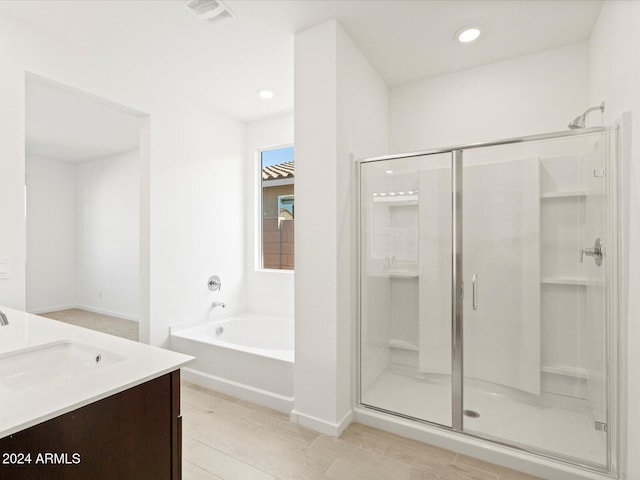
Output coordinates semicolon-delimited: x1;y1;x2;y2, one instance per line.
0;341;126;390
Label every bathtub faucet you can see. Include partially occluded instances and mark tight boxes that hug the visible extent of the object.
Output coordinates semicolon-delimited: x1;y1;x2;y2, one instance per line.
0;310;8;326
211;301;226;309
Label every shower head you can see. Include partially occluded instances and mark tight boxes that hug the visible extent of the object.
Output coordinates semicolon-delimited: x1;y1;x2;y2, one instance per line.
568;102;605;129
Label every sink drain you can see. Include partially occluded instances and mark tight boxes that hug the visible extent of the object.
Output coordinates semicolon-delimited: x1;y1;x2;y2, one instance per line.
463;409;480;418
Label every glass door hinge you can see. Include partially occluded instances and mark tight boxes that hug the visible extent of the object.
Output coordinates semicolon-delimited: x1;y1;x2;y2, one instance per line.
594;168;607;177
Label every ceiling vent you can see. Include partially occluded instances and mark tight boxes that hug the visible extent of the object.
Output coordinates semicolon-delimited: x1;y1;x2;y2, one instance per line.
185;0;235;24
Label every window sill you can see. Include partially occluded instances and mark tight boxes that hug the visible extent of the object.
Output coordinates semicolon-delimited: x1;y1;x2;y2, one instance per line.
255;268;295;275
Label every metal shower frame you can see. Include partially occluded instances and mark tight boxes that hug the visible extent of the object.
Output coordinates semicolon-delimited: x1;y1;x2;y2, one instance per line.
355;125;622;477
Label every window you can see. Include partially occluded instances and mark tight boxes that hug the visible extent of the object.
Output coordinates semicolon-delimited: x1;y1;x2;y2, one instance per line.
260;146;294;270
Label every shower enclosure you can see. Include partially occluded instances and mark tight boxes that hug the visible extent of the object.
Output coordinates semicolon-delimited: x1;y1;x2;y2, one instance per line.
357;127;620;475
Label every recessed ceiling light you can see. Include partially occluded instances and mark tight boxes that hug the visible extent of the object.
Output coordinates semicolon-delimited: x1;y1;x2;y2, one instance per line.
385;170;393;174
456;27;481;43
258;89;274;99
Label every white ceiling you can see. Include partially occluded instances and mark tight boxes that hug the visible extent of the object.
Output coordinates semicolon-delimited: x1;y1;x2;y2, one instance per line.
0;0;603;123
26;76;144;163
227;0;604;86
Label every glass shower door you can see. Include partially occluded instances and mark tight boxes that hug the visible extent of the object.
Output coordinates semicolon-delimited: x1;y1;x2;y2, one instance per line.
460;133;610;467
359;153;452;427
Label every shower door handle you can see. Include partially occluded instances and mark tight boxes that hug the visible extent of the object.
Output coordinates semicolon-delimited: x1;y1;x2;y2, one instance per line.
472;273;478;310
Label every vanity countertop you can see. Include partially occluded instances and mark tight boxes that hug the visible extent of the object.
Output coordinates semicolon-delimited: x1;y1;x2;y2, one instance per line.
0;306;194;438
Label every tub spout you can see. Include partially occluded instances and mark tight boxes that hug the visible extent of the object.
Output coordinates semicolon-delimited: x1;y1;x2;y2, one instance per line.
212;301;226;309
0;310;8;326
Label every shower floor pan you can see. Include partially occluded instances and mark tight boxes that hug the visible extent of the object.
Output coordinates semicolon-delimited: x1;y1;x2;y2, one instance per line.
361;369;606;466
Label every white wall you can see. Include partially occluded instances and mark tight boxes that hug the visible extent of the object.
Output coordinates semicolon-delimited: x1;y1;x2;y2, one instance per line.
390;42;589;152
589;3;640;479
294;20;339;433
0;13;245;346
76;150;139;319
26;151;140;320
336;23;389;424
26;156;77;312
245;112;294;316
293;19;388;434
150;99;246;344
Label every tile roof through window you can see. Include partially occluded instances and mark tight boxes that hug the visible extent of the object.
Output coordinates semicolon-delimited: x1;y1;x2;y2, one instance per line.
263;161;294;180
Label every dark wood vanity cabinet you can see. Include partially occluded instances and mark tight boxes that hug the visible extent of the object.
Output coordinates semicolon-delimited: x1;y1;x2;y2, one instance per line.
0;370;182;480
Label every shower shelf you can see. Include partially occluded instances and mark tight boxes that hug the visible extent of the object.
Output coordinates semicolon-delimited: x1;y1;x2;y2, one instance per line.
367;271;418;278
541;276;588;286
541;365;588;379
388;339;418;351
540;190;587;199
541;277;605;287
388;272;418;278
372;195;418;206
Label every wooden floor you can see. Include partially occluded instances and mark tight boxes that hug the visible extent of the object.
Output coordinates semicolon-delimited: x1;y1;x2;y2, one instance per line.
181;382;542;480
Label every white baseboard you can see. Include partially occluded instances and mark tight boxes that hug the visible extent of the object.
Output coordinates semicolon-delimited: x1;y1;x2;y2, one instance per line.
28;304;77;315
28;304;138;322
29;305;138;322
289;408;353;437
181;367;294;414
76;305;138;322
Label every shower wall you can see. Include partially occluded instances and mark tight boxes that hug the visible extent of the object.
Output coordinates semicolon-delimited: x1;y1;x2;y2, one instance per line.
589;3;640;477
390;42;589;151
384;39;594;403
371;145;603;402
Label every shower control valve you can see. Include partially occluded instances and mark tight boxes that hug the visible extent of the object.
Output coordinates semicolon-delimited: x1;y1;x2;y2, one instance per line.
580;238;603;266
208;275;222;291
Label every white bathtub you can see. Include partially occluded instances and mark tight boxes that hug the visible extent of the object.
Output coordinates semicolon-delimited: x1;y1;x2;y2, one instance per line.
169;314;294;412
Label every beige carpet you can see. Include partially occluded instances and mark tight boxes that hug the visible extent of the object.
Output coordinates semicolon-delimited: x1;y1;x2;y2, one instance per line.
39;308;139;341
